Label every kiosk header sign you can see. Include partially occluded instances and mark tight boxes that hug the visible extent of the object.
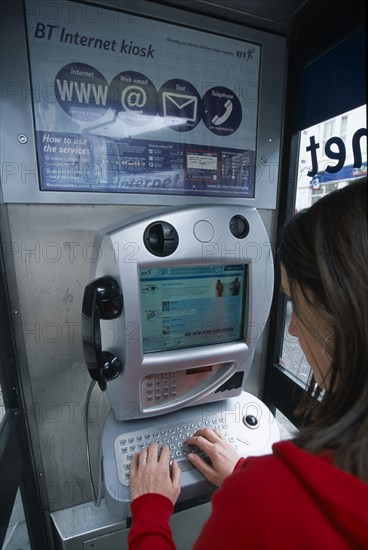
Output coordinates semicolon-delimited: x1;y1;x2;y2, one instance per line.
25;0;261;198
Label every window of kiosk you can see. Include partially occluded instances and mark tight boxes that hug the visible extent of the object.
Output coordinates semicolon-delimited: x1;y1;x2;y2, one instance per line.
279;104;367;389
0;254;46;548
264;27;366;426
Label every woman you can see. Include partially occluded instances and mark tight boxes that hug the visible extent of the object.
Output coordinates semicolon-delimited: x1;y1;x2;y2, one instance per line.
128;180;368;549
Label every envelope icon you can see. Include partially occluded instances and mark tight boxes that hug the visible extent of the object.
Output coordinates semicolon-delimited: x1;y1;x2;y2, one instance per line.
162;92;198;122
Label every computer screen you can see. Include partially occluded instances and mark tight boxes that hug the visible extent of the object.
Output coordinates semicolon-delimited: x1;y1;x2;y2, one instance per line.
140;264;246;353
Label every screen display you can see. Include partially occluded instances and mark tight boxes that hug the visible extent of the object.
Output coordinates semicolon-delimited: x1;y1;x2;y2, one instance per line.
140;264;246;353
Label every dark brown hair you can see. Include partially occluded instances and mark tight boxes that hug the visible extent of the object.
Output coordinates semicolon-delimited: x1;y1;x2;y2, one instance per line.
278;179;368;481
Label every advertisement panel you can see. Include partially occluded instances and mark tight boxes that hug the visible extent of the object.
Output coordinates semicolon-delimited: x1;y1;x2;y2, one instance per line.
25;0;261;197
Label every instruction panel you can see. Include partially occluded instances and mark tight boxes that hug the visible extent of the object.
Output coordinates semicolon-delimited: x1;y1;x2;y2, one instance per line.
25;0;261;197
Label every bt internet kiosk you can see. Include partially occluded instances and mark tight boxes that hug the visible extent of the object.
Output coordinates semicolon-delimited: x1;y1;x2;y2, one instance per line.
82;204;280;517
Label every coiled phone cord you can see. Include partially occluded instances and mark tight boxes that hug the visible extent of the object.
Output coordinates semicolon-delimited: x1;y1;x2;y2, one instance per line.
85;379;106;507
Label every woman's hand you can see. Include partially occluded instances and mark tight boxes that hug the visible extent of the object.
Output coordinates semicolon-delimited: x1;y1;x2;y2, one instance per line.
186;428;241;486
129;443;182;505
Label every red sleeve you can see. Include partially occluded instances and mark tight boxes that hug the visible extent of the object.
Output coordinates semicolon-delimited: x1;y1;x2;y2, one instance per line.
192;473;248;550
129;460;246;549
233;456;247;472
128;493;176;550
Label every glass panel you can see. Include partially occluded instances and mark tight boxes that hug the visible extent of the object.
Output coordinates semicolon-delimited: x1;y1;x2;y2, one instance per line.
3;489;31;550
0;388;5;425
280;104;367;386
280;300;312;387
296;104;367;211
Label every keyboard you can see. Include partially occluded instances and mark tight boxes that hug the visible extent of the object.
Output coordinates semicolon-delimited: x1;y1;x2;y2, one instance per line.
114;416;235;485
103;393;280;517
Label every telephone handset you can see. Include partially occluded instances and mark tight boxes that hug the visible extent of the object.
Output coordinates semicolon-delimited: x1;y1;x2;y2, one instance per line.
212;99;233;126
82;276;123;391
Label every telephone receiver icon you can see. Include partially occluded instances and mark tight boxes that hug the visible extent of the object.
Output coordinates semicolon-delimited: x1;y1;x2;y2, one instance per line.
82;276;123;391
212;99;233;126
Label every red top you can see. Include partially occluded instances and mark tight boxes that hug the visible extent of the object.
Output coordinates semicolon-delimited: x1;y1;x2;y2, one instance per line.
129;440;368;549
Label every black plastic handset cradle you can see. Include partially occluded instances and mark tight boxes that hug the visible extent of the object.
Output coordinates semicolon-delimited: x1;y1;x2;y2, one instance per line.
82;276;123;391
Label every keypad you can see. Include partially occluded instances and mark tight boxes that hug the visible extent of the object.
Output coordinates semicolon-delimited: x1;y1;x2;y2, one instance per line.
142;372;178;403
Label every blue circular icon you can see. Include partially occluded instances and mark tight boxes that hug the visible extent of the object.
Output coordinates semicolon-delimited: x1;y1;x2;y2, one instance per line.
202;86;242;136
108;71;157;126
54;63;109;121
158;79;202;132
